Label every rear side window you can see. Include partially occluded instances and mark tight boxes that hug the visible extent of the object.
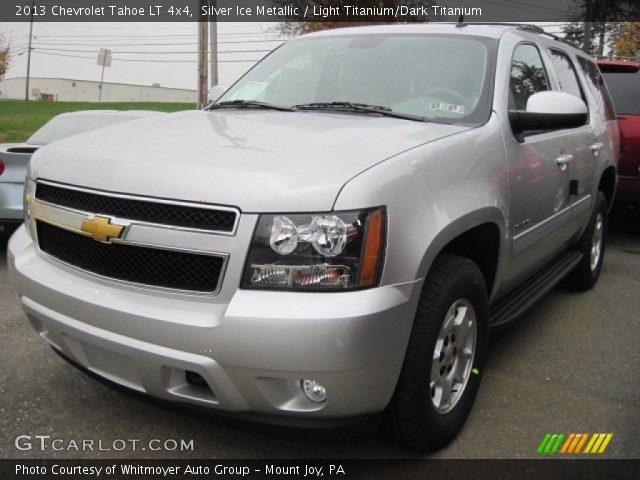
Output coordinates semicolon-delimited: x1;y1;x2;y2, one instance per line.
577;57;616;120
510;44;550;110
602;71;640;115
549;49;585;102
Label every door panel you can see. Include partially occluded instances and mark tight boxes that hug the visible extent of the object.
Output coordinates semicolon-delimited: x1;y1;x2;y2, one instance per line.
548;48;597;232
507;132;573;259
503;43;576;286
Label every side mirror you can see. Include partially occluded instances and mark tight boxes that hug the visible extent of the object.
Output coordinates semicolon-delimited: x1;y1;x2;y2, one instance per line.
207;84;228;103
509;91;588;136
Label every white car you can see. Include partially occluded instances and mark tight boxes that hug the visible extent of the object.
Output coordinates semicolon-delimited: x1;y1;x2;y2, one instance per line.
0;110;165;233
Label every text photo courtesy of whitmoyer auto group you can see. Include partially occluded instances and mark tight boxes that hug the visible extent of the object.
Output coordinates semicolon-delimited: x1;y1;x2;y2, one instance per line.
1;0;639;478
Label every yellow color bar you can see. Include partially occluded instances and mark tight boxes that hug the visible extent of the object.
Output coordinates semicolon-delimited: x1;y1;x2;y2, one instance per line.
598;434;613;453
584;434;598;453
591;434;607;453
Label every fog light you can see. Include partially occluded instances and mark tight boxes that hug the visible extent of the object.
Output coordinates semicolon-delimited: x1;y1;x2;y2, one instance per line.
301;379;327;403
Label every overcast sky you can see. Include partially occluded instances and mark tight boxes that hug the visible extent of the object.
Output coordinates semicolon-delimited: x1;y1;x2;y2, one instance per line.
0;22;287;90
1;21;568;91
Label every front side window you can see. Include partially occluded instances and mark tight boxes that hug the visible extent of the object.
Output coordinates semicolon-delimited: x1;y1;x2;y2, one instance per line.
510;43;550;110
220;34;497;125
549;49;585;102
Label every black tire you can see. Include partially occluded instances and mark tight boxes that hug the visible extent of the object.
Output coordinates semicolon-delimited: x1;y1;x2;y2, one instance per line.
567;191;608;291
383;254;489;452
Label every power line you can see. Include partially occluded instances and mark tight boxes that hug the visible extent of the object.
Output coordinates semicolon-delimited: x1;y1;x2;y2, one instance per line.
32;50;263;63
31;46;274;54
22;39;284;46
29;32;280;38
39;22;262;30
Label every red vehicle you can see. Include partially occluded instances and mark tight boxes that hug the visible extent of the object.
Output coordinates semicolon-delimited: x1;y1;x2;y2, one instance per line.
597;59;640;204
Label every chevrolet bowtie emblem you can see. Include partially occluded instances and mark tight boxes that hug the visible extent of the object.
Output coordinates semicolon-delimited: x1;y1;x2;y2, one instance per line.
81;215;125;242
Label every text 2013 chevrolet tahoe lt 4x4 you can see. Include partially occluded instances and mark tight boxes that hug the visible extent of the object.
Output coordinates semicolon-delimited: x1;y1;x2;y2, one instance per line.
8;24;619;451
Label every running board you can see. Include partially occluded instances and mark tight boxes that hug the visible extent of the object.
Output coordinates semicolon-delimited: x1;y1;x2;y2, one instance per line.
489;250;583;329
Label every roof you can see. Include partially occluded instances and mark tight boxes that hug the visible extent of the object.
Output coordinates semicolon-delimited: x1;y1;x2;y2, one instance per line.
301;23;510;39
298;23;583;55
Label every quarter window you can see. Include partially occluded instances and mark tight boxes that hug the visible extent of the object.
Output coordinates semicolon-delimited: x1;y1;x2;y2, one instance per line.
549;49;585;102
577;57;616;120
510;44;550;110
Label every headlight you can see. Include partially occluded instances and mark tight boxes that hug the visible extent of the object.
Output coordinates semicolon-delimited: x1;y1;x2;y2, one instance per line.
242;208;385;291
23;176;36;239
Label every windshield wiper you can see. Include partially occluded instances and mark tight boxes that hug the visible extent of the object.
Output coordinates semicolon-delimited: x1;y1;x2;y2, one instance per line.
292;101;427;122
206;99;295;112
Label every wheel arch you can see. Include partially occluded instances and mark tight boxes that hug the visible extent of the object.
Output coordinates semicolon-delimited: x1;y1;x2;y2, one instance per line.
417;208;506;298
598;165;617;210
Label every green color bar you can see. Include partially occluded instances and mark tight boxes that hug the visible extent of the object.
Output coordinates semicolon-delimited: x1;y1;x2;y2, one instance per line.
550;434;565;453
544;434;558;453
537;434;552;454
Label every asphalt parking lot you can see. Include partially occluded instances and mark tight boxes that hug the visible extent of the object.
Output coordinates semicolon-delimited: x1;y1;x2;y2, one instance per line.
1;208;639;460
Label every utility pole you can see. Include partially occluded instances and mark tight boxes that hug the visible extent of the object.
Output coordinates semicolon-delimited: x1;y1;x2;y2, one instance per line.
582;0;594;54
209;17;218;89
25;0;34;101
197;0;209;109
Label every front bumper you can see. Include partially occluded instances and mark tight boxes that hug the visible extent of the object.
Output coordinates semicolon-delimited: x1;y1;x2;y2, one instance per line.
8;225;422;419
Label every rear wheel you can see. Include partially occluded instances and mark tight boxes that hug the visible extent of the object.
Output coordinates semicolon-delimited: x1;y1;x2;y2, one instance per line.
567;191;608;291
384;254;489;452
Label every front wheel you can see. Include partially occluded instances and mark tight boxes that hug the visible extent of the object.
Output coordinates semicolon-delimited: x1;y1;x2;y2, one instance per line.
384;254;489;452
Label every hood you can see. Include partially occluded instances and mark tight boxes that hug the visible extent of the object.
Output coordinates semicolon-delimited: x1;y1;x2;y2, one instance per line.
30;110;468;212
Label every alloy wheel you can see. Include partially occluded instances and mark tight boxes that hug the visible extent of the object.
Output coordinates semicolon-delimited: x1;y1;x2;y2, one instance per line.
429;298;477;414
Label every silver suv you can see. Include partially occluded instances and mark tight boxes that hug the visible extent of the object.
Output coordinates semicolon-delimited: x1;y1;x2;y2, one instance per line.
8;24;618;451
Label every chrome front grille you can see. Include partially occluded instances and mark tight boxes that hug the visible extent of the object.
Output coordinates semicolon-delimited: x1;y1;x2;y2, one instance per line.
31;181;236;294
37;221;225;293
35;181;239;234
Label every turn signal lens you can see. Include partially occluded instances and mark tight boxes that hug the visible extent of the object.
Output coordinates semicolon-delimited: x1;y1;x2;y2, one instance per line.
359;209;384;286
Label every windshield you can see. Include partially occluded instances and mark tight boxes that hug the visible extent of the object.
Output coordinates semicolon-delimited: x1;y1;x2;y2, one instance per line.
27;114;147;145
219;34;496;125
602;71;640;115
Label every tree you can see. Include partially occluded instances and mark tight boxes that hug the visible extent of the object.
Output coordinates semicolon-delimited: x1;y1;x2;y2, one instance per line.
613;22;640;58
561;0;640;55
0;37;10;82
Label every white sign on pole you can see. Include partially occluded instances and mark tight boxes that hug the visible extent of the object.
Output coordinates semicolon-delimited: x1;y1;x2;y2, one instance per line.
97;48;112;68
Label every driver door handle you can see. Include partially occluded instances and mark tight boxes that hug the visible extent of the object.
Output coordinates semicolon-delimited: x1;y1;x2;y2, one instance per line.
556;154;573;170
590;143;604;156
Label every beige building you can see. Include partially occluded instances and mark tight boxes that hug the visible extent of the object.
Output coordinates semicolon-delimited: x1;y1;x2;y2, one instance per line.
0;77;197;103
